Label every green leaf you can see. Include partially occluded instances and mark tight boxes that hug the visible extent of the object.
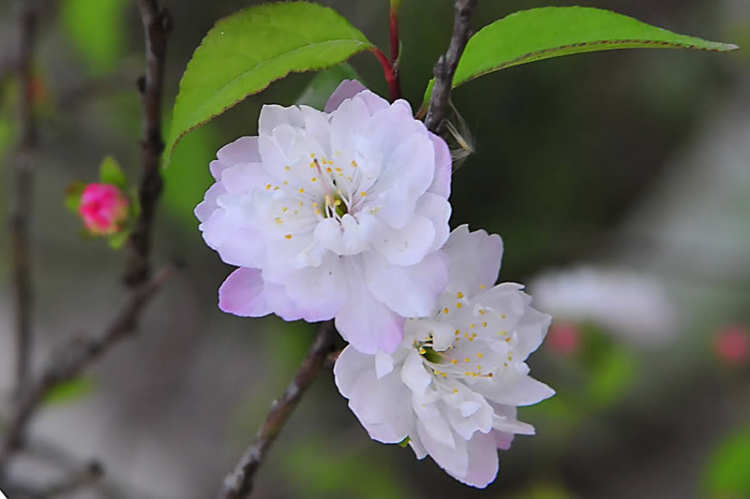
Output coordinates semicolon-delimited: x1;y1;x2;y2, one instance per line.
44;377;96;406
165;1;374;164
99;156;127;188
295;63;361;110
65;181;86;213
107;228;130;249
61;0;127;75
423;6;738;105
705;427;750;497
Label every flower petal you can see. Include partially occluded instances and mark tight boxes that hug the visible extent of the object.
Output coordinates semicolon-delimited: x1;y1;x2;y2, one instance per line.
365;251;448;318
456;431;499;489
417;419;467;477
324;79;367;113
427;132;451;198
401;350;432;396
218;268;272;317
443;225;504;298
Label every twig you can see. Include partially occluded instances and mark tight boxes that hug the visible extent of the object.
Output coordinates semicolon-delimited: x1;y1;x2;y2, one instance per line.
424;0;478;133
218;321;338;499
9;0;41;400
370;47;401;102
389;0;402;99
125;0;171;287
7;461;104;499
0;266;175;470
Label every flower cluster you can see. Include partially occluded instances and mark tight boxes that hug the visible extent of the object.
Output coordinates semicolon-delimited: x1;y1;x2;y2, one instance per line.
196;81;553;487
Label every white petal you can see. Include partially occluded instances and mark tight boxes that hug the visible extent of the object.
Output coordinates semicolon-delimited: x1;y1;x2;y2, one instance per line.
427;132;452;198
408;432;428;460
413;393;455;448
215;136;261;173
514;305;553;359
456;431;499;489
494;430;514;450
370;214;436;266
481;374;555;407
375;352;395;379
416;419;466;476
281;253;346;322
401;350;432;396
416;193;452;253
324;79;367;113
364;251;448;318
347;365;413;444
199;210;266;269
335;256;405;354
443;225;503;297
195;183;225;222
334;346;375;398
259;104;304;135
314;214;375;256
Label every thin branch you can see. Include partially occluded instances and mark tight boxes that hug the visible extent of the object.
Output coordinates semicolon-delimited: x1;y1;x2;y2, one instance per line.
10;0;41;401
0;266;175;470
389;0;402;100
370;47;401;102
124;0;171;286
7;461;104;499
218;321;338;499
424;0;478;133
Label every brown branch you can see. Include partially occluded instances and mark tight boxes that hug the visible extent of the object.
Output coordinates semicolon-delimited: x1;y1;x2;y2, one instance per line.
0;266;175;471
218;321;338;499
9;0;41;401
124;0;171;287
424;0;478;133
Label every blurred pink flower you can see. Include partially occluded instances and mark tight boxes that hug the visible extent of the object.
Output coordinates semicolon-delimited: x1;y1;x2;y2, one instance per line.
196;80;452;354
547;322;581;356
79;183;129;235
714;325;749;366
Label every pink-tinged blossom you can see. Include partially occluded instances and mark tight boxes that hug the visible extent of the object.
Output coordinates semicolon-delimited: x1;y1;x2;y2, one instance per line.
334;226;554;488
196;81;452;354
79;183;129;235
714;324;749;366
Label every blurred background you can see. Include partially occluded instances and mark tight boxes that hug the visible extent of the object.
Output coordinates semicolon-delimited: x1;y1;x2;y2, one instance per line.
1;0;749;497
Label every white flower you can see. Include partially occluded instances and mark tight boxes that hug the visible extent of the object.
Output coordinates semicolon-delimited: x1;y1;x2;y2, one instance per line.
529;267;677;345
196;81;452;354
334;225;554;488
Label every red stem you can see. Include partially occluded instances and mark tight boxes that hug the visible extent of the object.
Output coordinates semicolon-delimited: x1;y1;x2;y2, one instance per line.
389;6;400;66
371;47;401;102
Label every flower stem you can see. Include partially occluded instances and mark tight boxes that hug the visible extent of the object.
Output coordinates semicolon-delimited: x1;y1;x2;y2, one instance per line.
389;0;401;78
371;47;401;102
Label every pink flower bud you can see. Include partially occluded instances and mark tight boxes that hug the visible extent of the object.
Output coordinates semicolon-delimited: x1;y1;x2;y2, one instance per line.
78;183;129;235
714;325;749;366
547;322;582;356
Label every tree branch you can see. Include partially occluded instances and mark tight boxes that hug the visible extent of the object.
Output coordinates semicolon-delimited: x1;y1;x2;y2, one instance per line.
218;321;338;499
0;266;175;471
9;0;41;401
6;461;104;499
125;0;171;286
424;0;478;133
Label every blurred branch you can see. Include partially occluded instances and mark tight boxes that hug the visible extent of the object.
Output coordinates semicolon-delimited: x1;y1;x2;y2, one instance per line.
424;0;478;133
0;265;175;472
218;321;338;499
9;0;41;401
7;461;104;499
125;0;171;286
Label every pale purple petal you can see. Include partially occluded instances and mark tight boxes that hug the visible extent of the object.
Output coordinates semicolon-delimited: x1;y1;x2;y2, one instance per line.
415;193;452;253
281;253;346;322
218;268;272;317
324;79;367;113
417;419;467;476
370;214;436;266
365;251;448;318
195;183;225;222
479;374;555;407
259;104;304;135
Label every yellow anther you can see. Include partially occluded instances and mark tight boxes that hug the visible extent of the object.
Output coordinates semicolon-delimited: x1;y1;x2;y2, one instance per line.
273;186;279;191
483;322;488;328
479;309;487;315
477;353;484;359
327;167;333;173
444;307;449;314
282;207;288;213
266;184;271;190
351;160;358;167
310;153;315;158
285;234;293;240
283;180;289;185
311;177;317;182
488;373;494;378
419;348;426;355
442;373;447;378
502;314;507;319
453;389;458;394
480;284;486;290
285;165;291;171
334;199;342;207
464;358;470;363
456;303;463;308
505;337;511;342
457;292;464;299
455;329;460;336
299;188;305;194
451;359;458;365
275;217;283;224
360;191;367;197
470;323;476;329
477;365;482;370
